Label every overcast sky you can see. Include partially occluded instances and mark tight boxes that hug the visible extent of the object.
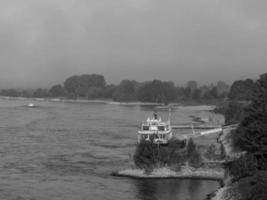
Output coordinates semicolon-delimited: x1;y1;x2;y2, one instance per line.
0;0;267;88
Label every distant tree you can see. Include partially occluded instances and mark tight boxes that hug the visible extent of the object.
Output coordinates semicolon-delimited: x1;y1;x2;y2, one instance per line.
101;84;116;99
137;80;176;104
21;90;32;97
216;80;230;98
187;81;198;96
33;88;48;98
87;87;103;99
63;75;80;97
64;74;106;98
1;89;9;96
1;89;21;97
203;86;218;99
48;84;65;97
176;86;187;101
198;85;210;99
112;80;138;102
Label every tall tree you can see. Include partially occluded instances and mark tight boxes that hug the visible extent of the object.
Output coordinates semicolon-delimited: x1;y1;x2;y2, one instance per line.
233;73;267;167
228;79;256;101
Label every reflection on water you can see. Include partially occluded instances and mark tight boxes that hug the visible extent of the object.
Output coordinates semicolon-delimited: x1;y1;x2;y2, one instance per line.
135;179;219;200
0;98;220;200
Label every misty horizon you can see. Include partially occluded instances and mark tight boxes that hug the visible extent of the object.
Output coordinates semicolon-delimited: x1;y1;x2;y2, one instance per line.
1;0;267;88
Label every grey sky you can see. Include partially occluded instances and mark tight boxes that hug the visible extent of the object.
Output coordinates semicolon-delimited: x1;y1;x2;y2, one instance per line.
0;0;267;88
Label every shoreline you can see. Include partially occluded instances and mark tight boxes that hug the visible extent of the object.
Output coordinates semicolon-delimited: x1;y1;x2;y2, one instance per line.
0;96;160;106
111;167;224;181
0;96;219;108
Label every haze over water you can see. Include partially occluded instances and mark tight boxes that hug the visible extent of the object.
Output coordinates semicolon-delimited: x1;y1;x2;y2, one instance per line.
0;99;219;200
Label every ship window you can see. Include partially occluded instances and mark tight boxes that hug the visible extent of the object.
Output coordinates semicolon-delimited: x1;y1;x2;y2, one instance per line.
143;126;149;131
158;126;165;131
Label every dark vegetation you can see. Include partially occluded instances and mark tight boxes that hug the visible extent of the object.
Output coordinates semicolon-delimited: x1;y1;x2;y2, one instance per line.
133;138;202;174
0;74;230;104
222;73;267;200
214;101;248;125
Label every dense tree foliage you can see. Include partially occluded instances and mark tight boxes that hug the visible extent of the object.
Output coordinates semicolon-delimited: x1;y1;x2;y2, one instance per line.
1;89;21;97
224;101;247;125
136;80;177;104
112;80;138;102
187;138;202;167
101;84;116;99
133;139;187;172
232;73;267;157
133;138;203;172
228;79;256;101
227;73;267;200
63;74;106;98
48;84;65;97
33;88;48;98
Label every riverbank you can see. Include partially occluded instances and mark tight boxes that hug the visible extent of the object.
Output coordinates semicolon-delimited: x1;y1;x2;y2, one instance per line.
0;96;223;108
112;166;224;181
208;126;243;200
0;96;161;106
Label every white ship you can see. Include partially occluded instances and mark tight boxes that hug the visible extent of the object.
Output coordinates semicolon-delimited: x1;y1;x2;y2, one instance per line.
137;113;173;144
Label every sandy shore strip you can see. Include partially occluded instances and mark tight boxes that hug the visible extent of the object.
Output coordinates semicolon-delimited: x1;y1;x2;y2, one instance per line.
112;167;224;180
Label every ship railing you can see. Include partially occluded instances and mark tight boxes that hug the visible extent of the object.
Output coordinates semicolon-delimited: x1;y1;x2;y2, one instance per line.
138;130;171;134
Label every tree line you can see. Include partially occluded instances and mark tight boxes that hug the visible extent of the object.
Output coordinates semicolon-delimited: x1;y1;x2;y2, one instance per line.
0;74;231;104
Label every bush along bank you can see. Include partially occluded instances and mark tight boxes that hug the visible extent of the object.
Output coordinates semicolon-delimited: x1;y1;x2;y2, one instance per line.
112;138;225;180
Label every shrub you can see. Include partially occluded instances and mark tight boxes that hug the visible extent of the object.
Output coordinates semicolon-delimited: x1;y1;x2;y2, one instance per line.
133;140;157;170
248;171;267;200
187;138;202;167
228;154;258;181
133;138;187;171
204;144;217;160
188;150;202;168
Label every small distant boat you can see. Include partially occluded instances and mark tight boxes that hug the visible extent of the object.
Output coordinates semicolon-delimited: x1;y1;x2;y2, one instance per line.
27;103;35;107
137;113;173;144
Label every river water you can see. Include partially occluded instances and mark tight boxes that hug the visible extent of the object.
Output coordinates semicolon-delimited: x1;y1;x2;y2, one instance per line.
0;98;219;200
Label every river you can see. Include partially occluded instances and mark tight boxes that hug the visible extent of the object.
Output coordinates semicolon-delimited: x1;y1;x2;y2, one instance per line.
0;98;219;200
